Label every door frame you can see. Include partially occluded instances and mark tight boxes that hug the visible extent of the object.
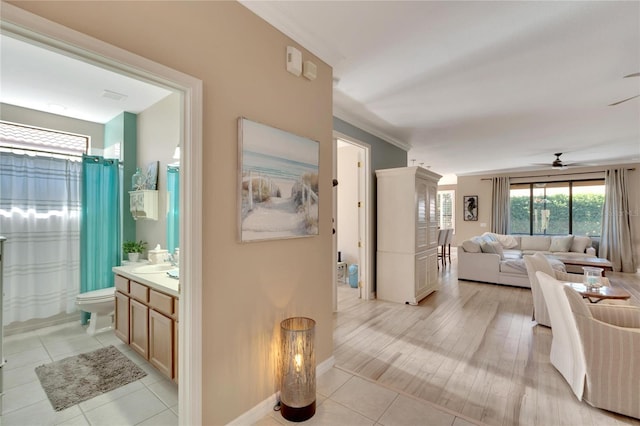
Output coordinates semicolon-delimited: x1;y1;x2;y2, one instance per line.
333;131;373;308
1;5;203;424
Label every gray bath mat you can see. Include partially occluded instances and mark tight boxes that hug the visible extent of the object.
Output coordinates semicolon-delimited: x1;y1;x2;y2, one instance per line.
35;345;147;411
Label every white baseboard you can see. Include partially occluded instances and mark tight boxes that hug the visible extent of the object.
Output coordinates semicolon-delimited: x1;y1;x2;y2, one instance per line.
227;356;335;425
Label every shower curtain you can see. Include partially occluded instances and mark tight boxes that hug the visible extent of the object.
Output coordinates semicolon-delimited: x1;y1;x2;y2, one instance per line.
167;165;180;253
80;155;121;324
0;152;82;324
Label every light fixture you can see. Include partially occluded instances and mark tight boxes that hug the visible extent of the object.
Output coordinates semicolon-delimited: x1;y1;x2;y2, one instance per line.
280;317;316;422
173;143;180;160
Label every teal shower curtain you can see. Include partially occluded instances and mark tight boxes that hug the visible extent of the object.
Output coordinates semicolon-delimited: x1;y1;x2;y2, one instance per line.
80;155;121;324
167;165;180;254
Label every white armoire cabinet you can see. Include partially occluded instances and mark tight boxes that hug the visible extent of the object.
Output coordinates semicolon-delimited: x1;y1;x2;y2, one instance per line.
376;166;441;304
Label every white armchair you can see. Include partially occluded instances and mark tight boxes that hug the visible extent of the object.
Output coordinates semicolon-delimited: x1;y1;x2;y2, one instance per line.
524;253;608;327
535;271;586;399
563;284;640;419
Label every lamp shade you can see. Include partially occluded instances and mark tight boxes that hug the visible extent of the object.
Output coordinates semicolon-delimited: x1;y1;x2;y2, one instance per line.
280;317;316;422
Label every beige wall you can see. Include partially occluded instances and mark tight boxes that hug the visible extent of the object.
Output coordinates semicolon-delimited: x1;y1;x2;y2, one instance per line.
455;164;640;268
7;2;334;424
136;92;181;251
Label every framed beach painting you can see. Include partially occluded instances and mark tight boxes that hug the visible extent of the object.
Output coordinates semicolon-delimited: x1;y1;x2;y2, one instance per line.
238;117;319;242
463;195;478;221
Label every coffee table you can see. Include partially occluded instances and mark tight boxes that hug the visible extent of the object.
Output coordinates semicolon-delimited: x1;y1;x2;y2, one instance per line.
566;282;631;303
552;256;613;276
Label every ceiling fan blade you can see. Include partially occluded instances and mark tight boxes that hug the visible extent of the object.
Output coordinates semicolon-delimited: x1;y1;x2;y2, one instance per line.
623;72;640;78
608;94;640;106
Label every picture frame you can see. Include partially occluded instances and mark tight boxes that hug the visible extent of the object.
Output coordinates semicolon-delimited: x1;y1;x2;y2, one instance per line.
238;117;319;242
463;195;478;221
145;161;159;190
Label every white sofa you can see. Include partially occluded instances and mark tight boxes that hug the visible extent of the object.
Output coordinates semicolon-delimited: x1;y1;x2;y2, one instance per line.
458;233;597;287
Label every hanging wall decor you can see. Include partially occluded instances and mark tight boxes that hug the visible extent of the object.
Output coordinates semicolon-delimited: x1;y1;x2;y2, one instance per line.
463;195;478;221
238;117;319;242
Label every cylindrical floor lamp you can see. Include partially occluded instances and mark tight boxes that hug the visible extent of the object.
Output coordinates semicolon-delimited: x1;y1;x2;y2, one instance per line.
280;317;316;422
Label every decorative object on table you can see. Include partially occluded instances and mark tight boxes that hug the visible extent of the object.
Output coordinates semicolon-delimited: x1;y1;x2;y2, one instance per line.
131;166;145;190
238;117;319;242
122;240;147;262
280;317;316;422
582;266;603;288
463;195;478;221
35;345;147;411
145;161;159;190
148;244;169;265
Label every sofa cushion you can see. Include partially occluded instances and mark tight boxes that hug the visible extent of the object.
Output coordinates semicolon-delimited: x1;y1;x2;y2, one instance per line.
482;233;519;249
550;235;574;253
503;249;523;260
461;239;482;253
521;236;551;251
481;241;504;259
571;236;591;253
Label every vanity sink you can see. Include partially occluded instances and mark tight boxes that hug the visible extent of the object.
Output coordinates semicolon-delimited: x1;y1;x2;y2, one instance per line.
132;263;175;274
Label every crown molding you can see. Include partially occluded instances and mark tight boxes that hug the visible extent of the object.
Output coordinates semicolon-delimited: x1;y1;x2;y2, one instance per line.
239;1;344;66
333;105;411;152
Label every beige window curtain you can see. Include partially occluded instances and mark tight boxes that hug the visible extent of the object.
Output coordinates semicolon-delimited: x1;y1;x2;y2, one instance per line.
600;169;637;272
491;176;510;234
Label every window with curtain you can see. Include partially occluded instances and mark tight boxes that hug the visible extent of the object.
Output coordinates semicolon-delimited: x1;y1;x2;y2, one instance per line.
509;179;604;236
437;190;455;230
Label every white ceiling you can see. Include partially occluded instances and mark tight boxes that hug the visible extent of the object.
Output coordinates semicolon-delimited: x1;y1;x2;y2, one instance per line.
242;1;640;179
1;2;638;180
0;35;172;124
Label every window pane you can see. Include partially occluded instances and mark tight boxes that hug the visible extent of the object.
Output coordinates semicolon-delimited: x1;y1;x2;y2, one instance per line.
572;181;604;237
437;190;454;230
532;182;569;235
509;185;530;234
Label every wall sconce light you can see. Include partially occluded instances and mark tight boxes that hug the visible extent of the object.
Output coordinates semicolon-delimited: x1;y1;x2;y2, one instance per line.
173;143;180;160
280;317;316;422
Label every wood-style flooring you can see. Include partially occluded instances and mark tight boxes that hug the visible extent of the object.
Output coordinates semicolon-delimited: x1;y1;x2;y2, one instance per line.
334;250;640;426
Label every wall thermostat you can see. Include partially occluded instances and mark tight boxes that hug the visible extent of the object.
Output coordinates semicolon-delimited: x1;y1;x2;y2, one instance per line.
286;46;302;77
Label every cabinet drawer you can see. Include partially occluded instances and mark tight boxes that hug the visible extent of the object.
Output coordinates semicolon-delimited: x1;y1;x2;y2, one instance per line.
150;289;173;316
130;281;149;302
115;275;129;293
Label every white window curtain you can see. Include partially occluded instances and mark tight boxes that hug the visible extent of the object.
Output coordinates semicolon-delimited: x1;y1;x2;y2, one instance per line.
0;152;81;324
491;176;510;234
600;168;637;272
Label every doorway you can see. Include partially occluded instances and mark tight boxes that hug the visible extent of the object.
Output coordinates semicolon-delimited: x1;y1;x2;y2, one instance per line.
334;134;371;311
1;5;203;424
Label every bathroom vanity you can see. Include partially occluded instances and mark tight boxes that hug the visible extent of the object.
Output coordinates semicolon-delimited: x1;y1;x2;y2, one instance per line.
113;263;179;382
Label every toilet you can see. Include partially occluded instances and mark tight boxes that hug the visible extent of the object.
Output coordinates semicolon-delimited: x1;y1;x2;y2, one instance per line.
75;287;116;335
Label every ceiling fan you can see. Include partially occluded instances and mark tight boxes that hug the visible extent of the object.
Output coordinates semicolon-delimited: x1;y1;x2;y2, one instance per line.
608;72;640;106
534;153;588;169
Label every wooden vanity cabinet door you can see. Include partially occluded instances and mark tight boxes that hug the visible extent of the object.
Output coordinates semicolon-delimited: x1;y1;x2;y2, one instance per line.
114;291;130;343
149;309;173;379
130;298;149;359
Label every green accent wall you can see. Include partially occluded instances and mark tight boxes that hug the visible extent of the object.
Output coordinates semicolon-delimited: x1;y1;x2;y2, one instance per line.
105;112;137;246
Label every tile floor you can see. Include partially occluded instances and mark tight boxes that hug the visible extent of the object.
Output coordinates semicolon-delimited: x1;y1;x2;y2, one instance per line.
255;368;482;426
2;321;481;426
1;321;178;426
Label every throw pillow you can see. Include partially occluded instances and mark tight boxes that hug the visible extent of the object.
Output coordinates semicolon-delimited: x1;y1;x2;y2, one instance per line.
549;236;573;252
571;236;591;253
520;236;552;251
480;241;505;259
461;239;482;253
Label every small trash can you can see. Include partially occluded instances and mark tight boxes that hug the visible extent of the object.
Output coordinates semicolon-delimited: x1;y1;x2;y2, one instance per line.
348;264;359;288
